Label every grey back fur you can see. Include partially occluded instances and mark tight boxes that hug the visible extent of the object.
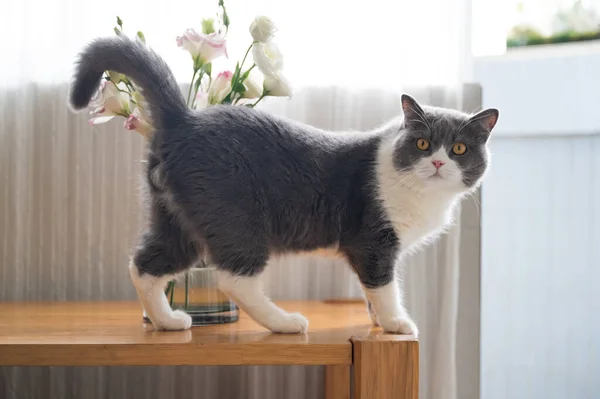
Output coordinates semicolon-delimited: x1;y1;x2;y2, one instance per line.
69;36;497;289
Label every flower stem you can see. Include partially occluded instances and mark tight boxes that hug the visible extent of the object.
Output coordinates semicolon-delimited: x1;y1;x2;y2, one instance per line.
190;70;205;109
187;68;199;106
239;42;254;73
229;43;255;104
250;91;267;108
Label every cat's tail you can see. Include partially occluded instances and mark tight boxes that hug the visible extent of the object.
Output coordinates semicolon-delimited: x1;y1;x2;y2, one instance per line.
69;36;188;129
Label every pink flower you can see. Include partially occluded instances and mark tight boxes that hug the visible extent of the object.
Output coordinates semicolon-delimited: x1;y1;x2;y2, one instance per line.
176;29;227;67
208;70;233;104
124;107;152;137
88;81;130;125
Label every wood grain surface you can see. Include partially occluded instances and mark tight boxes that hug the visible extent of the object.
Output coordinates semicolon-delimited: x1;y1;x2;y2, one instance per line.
0;301;415;368
352;335;419;399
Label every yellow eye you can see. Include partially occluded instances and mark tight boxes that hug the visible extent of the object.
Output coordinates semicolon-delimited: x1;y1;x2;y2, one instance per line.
416;138;430;151
452;142;467;155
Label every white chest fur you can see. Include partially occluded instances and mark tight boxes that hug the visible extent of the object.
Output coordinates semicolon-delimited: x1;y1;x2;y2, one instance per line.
376;138;460;254
386;189;457;252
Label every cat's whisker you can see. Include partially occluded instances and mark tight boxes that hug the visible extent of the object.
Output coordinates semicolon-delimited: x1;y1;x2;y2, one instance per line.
391;172;417;189
407;119;428;129
468;105;483;115
466;191;482;224
415;109;433;132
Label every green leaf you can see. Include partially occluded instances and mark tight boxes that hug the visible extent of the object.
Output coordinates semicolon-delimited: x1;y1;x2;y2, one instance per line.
231;62;240;88
116;16;123;27
204;63;212;76
239;68;252;83
136;31;146;43
222;11;230;27
114;27;121;36
233;82;246;94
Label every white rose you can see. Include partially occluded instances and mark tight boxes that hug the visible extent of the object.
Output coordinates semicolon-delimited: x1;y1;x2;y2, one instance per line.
208;71;233;104
252;42;283;77
242;75;263;99
263;73;292;97
249;16;277;43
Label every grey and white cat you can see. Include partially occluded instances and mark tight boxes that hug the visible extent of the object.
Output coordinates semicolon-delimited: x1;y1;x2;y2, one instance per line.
69;37;498;336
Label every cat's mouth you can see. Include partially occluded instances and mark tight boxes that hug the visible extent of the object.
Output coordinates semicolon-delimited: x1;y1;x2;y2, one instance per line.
428;172;443;180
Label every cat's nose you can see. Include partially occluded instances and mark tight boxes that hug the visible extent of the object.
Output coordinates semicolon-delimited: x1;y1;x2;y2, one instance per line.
432;160;445;169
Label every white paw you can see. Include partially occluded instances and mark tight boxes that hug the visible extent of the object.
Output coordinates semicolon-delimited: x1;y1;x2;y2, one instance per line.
154;310;193;331
267;312;309;334
380;316;419;337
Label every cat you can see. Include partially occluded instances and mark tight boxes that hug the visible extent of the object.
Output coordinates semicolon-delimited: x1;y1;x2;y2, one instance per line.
69;36;498;336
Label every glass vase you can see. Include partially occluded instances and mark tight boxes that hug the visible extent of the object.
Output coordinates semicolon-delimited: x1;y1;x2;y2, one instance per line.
143;262;238;326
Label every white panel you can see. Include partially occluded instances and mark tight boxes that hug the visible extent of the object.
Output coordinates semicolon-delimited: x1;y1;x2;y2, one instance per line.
474;42;600;136
481;135;600;399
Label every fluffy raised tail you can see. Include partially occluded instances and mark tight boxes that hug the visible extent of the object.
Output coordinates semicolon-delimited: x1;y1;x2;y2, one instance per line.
69;36;187;129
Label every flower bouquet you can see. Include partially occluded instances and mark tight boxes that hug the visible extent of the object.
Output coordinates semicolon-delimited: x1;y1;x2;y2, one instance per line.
86;1;292;325
88;0;291;140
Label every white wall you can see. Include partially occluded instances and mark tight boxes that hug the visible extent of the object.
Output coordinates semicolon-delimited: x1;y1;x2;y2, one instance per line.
481;135;600;399
475;44;600;399
474;41;600;137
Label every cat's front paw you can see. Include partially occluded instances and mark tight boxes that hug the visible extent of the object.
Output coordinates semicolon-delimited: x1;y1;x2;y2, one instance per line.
153;310;193;331
268;312;309;334
379;316;419;337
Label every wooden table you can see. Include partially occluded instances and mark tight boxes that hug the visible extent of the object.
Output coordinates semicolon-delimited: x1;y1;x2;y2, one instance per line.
0;301;418;399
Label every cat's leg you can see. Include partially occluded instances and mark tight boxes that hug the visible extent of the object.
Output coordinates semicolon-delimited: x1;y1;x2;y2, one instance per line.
362;277;418;337
366;300;380;326
216;269;308;333
129;202;199;331
346;246;418;336
209;236;307;333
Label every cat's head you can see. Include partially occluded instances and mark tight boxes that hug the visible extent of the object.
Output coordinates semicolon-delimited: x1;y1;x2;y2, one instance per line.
393;94;498;192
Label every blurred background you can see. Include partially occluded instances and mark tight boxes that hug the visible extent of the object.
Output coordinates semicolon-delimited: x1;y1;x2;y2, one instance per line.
1;0;599;398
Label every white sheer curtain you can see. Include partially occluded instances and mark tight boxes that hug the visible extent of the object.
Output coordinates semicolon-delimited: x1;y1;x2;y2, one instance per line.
0;0;469;88
1;1;475;399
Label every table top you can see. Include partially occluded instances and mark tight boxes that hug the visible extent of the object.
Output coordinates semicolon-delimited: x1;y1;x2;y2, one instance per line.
0;301;416;366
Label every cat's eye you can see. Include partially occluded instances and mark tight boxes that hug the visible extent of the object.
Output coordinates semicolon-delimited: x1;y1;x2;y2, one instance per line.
416;138;430;151
452;142;467;155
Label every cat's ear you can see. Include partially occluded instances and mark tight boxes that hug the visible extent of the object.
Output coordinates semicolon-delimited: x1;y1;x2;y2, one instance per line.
470;108;499;133
401;94;425;121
